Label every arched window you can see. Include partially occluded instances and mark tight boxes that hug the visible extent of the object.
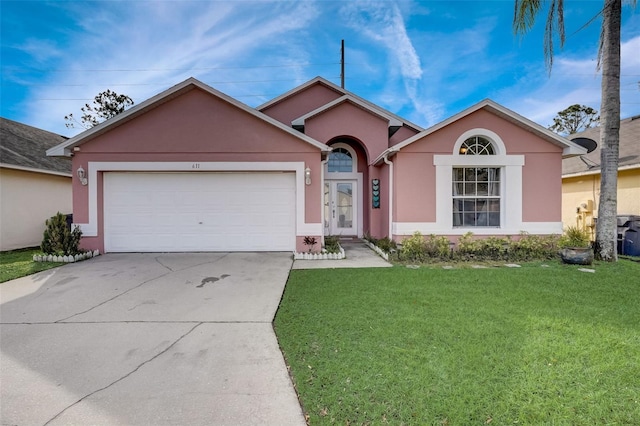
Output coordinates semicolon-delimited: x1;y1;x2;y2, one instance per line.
459;136;495;155
328;147;354;173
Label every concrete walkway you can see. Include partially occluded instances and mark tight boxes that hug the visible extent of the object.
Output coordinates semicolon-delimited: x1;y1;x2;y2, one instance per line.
0;253;305;426
292;239;392;269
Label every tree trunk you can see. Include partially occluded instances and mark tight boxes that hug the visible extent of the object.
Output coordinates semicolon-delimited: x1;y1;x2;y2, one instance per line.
595;0;621;261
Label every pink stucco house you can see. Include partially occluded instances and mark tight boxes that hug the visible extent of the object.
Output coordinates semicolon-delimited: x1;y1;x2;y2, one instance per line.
47;77;586;253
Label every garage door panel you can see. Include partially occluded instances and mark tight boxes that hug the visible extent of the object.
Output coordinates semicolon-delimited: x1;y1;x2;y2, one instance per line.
104;172;295;252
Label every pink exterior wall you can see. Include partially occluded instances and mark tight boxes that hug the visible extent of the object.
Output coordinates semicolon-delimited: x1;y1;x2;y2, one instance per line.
522;154;562;222
305;102;390;160
72;87;324;253
394;152;437;222
371;163;391;239
260;83;343;125
390;125;421;146
393;108;565;225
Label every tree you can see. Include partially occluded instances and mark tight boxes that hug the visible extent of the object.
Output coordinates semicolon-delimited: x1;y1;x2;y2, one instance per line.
513;0;635;261
549;104;600;134
65;89;134;129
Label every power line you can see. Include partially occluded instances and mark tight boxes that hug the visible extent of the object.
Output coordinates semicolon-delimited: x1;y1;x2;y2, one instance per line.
1;63;340;73
24;77;342;88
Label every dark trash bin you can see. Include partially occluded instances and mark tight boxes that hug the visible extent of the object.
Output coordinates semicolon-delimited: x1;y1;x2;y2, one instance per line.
622;220;640;256
616;215;640;254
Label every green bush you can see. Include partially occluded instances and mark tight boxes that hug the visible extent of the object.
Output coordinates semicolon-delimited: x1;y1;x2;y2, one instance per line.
453;232;562;262
559;226;591;248
424;234;451;259
512;232;562;261
41;212;82;255
400;231;428;262
323;235;341;253
376;237;397;254
477;236;511;260
455;232;479;260
398;232;452;262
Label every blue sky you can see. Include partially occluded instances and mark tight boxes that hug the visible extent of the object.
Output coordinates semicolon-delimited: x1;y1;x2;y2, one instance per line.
1;0;639;137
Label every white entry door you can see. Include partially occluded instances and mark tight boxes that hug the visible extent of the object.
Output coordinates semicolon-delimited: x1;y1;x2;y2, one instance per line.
324;180;358;235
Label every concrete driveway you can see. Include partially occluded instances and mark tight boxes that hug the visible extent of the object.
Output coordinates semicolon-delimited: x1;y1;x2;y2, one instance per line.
0;253;306;426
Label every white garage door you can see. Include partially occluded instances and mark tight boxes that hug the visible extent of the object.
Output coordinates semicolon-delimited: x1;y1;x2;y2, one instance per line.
104;172;296;252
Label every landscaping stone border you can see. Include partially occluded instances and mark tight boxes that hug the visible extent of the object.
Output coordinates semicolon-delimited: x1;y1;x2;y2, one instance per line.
363;240;391;261
293;245;345;260
33;250;101;263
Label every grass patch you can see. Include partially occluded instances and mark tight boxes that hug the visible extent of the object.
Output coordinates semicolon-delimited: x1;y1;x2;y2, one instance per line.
274;261;640;425
0;247;61;283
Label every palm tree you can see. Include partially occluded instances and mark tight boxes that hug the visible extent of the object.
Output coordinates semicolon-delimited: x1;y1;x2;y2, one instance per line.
513;0;633;261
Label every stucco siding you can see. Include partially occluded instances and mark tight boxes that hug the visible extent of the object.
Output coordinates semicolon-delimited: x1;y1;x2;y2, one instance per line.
394;152;436;223
522;153;562;222
260;84;343;125
390;125;421;146
79;89;321;154
70;86;325;253
0;168;71;251
561;168;640;232
305;102;390;160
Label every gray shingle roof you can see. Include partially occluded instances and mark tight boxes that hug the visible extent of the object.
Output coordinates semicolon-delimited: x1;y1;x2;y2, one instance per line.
563;115;640;176
1;117;71;175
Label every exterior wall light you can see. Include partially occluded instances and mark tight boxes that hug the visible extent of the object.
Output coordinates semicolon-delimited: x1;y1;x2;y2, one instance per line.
77;167;88;186
304;167;312;185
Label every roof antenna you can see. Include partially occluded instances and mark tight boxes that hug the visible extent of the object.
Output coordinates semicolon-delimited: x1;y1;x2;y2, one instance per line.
340;39;345;89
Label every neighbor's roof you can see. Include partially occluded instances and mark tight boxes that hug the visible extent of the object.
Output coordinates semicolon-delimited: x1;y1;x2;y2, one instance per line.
373;99;587;164
47;77;332;157
563;114;640;177
1;117;71;176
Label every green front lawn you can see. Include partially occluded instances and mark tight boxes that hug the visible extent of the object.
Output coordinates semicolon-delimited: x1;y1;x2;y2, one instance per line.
0;247;61;283
275;261;640;425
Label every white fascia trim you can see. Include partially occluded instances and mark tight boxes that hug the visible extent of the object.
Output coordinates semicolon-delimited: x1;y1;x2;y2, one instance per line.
562;163;640;179
292;95;402;128
78;161;316;237
380;99;586;156
393;222;563;236
433;154;525;167
257;77;344;110
0;163;72;178
47;78;331;157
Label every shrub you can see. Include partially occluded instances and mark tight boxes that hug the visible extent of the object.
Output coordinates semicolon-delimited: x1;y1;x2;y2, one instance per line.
455;232;479;260
476;236;511;260
303;236;318;252
400;231;427;262
512;232;562;261
376;237;397;254
559;226;591;248
41;212;82;255
424;234;451;259
324;235;341;253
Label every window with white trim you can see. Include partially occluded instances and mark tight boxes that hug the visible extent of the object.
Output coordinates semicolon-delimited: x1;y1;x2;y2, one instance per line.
452;167;501;227
459;136;495;155
327;147;354;173
453;135;500;227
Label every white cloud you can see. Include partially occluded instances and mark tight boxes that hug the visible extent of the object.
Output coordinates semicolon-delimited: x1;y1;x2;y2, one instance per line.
20;1;322;136
501;34;640;127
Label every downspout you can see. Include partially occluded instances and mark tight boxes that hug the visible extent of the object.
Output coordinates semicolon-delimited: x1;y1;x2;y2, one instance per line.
320;156;329;247
383;153;394;240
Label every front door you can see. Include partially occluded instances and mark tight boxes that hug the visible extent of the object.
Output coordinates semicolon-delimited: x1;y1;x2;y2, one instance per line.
324;180;358;236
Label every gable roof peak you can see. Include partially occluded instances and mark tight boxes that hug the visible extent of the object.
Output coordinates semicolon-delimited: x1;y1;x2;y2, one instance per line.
47;77;330;157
